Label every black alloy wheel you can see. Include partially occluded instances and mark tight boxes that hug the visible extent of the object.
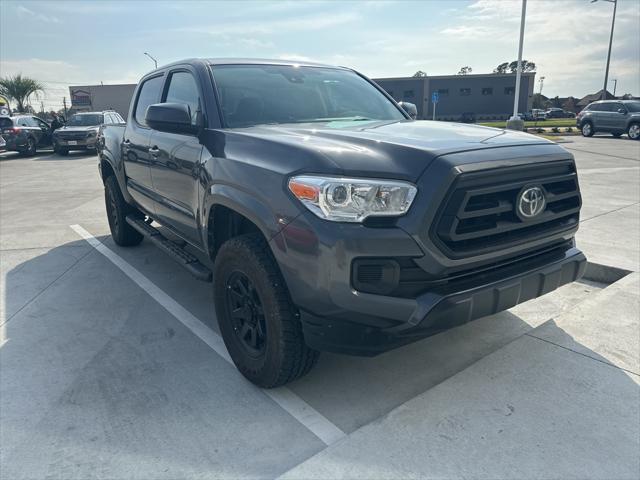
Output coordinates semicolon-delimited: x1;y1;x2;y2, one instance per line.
225;271;267;358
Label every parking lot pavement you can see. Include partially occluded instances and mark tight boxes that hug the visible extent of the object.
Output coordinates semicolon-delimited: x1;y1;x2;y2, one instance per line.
1;136;638;478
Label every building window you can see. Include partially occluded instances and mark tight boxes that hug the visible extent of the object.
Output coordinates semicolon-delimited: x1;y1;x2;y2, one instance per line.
504;86;515;95
459;88;471;96
437;88;449;96
482;87;493;95
403;90;414;99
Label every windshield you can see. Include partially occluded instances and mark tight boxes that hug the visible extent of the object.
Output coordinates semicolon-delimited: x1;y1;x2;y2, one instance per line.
212;64;405;128
625;102;640;113
67;114;103;126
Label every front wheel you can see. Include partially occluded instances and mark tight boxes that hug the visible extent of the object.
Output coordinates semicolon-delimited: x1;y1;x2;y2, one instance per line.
581;122;594;137
213;233;319;388
104;175;144;246
628;123;640;140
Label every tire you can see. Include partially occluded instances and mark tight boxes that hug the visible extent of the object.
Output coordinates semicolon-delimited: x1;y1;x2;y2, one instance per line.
54;143;69;156
581;122;594;137
213;233;319;388
628;123;640;141
20;137;36;157
104;175;144;246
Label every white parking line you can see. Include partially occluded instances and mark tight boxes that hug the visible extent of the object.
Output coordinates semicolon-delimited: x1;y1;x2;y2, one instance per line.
70;224;346;446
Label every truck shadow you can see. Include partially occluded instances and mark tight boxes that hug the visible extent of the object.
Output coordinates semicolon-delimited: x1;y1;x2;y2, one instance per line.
2;239;638;477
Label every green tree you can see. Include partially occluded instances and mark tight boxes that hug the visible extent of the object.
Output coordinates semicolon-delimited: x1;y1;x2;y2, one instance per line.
457;66;472;75
0;74;44;113
412;70;427;77
494;60;536;74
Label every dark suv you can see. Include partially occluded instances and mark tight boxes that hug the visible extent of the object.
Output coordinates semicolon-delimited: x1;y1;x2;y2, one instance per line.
0;115;52;155
576;100;640;139
53;110;124;155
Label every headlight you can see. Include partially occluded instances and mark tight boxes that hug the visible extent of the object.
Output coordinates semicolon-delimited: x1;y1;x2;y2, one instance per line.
87;130;98;137
288;175;417;223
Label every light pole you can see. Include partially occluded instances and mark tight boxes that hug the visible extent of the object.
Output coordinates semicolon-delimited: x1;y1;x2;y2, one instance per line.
144;52;158;69
591;0;617;100
611;78;618;97
506;0;527;131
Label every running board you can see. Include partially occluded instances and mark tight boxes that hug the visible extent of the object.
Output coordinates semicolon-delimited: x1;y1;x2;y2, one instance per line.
126;216;212;282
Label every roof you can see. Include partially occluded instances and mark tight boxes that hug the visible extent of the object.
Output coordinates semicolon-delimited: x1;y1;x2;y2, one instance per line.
577;90;616;106
148;57;347;71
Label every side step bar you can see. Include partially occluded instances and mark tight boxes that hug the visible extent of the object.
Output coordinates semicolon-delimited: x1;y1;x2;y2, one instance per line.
126;215;212;282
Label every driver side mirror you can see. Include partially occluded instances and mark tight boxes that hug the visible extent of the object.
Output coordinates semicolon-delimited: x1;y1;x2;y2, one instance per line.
146;103;198;134
398;101;417;120
617;108;627;114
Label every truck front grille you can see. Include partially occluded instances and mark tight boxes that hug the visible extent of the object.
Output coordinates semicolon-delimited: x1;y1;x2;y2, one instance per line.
432;160;581;258
57;132;87;140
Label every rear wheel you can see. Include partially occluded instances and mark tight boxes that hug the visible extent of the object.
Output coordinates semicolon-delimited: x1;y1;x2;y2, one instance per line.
213;233;319;388
104;175;144;246
581;122;594;137
628;123;640;140
20;137;36;156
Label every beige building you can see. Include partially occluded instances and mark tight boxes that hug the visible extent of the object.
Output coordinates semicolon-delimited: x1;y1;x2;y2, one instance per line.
68;84;136;118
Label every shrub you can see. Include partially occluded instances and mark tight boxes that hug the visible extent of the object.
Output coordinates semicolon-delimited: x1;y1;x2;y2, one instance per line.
565;127;573;132
552;127;560;133
536;127;544;133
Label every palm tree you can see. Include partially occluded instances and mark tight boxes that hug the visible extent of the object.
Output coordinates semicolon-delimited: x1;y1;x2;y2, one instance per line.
0;74;44;113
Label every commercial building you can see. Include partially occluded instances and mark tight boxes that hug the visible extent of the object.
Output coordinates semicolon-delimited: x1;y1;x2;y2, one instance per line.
373;72;536;121
68;84;136;118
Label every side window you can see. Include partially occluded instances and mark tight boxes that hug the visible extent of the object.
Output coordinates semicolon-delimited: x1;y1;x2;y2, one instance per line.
134;75;164;126
34;117;48;128
164;71;200;125
105;113;115;124
591;103;606;112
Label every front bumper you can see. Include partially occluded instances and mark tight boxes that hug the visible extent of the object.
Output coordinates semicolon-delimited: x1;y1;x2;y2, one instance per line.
299;244;586;355
54;136;97;148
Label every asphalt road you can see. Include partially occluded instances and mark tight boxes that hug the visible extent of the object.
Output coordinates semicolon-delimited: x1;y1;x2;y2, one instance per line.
1;135;638;479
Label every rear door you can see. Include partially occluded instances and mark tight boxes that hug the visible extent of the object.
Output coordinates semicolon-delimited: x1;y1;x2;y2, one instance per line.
123;74;165;215
148;68;204;245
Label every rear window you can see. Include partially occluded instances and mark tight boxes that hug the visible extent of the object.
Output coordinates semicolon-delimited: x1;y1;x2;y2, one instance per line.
0;117;13;128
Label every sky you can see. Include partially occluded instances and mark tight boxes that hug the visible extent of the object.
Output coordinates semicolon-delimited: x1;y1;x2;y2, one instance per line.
1;0;639;111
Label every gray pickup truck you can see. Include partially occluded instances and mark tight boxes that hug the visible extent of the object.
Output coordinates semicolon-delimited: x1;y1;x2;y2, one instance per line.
98;58;585;387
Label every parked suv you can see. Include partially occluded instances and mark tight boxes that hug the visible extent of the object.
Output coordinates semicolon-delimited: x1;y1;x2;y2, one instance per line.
576;100;640;139
0;115;52;155
98;59;585;387
53;110;124;155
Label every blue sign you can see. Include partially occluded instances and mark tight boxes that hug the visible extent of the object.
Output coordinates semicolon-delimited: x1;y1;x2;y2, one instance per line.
431;91;439;103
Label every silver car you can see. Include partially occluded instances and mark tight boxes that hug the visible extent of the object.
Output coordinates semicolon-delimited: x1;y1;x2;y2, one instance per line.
53;111;124;155
576;100;640;139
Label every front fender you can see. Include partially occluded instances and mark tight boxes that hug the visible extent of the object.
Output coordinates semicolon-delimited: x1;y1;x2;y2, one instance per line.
202;183;300;254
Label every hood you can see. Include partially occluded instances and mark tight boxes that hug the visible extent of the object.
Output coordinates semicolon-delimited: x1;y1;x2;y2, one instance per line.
56;125;100;133
225;120;556;181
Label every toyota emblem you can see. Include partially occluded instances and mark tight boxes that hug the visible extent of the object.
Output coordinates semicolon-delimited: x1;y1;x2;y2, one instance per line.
517;186;546;220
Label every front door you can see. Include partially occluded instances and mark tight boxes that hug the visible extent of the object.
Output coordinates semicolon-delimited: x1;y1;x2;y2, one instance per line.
123;74;165;215
148;69;204;246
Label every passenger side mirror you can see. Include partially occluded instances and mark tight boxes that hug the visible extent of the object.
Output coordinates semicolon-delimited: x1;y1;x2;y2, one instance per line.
145;103;197;134
398;101;417;120
617;108;627;114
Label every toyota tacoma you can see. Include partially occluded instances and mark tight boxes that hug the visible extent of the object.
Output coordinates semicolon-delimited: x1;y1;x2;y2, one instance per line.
98;59;585;387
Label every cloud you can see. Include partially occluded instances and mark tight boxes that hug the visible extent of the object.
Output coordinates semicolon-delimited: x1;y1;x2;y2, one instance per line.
16;5;60;23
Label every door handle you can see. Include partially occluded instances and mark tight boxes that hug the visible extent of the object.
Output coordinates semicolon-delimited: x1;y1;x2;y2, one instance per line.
148;146;160;157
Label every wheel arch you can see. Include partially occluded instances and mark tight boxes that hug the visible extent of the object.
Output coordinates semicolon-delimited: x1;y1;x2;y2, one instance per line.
204;184;282;261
